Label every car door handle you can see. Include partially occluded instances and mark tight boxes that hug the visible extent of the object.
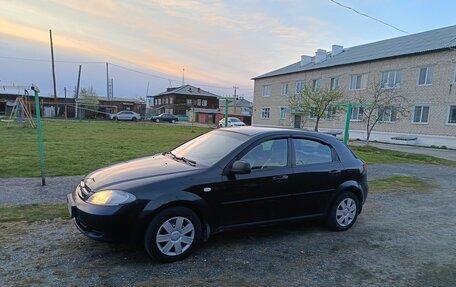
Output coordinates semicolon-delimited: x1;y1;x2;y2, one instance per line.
272;175;289;182
328;170;341;175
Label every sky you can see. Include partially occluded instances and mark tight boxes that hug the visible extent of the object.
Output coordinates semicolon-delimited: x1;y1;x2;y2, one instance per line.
1;0;456;100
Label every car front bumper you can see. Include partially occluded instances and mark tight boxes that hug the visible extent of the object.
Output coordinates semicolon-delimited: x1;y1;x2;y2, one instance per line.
67;191;142;242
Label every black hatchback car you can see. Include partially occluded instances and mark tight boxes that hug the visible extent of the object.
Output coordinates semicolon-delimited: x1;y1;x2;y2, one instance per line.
67;127;368;262
151;113;178;123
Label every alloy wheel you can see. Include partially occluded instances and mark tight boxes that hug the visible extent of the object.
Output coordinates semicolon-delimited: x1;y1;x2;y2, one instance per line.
336;198;357;227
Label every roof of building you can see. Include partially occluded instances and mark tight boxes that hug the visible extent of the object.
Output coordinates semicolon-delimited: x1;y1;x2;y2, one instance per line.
253;25;456;80
150;84;219;98
219;98;253;107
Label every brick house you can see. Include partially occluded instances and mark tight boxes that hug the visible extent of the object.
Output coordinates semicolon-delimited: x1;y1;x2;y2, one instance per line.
147;85;220;123
252;25;456;148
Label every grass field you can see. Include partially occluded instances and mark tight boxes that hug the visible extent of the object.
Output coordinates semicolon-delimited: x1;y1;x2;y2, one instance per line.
0;120;211;177
1;120;455;178
350;145;456;166
369;175;436;192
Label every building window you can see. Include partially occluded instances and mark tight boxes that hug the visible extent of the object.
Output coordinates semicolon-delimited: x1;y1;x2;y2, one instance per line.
326;105;337;120
186;99;192;105
350;107;364;121
378;107;397;122
312;79;321;92
158;98;162;105
350;74;364;90
197;99;202;106
202;100;207;107
262;85;271;97
309;107;317;119
447;105;456;124
381;71;401;88
154;99;158;105
280;107;287;119
165;98;169;104
412;106;430;123
261;108;270;119
281;83;289;96
295;81;304;93
418;66;434;85
169;98;173;104
330;77;339;90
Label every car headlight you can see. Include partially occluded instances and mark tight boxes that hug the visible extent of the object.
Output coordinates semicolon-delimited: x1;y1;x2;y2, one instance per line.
86;190;136;206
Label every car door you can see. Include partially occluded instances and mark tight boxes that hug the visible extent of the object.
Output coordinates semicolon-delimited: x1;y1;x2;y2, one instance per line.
213;137;295;227
118;112;127;120
287;137;345;217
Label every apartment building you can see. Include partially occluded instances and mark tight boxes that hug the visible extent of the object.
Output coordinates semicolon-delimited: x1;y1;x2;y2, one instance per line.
252;25;456;148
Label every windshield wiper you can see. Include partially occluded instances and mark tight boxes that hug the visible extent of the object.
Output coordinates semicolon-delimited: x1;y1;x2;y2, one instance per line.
164;151;197;166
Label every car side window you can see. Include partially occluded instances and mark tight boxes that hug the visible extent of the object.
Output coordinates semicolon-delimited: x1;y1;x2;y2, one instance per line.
293;138;332;165
240;139;288;170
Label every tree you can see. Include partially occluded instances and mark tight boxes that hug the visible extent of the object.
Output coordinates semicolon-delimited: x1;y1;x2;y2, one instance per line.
289;85;343;131
355;82;410;144
78;87;100;118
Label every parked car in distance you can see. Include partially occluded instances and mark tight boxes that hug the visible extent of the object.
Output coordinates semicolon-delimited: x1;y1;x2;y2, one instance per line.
218;117;246;127
151;113;179;123
110;111;141;121
67;127;368;262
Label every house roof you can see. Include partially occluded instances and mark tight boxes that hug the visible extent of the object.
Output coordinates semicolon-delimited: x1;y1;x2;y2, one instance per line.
219;98;253;107
253;25;456;80
150;84;219;98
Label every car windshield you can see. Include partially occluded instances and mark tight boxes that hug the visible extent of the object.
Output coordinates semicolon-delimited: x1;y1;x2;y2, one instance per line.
171;130;249;166
230;118;241;122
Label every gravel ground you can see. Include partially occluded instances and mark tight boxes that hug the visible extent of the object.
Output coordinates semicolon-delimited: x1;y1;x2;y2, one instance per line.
1;164;455;286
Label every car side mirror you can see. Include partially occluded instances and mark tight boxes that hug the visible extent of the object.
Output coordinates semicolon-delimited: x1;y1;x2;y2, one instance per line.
231;160;251;174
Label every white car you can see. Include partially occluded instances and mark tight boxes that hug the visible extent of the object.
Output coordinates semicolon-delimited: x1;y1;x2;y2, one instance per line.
110;111;141;121
218;117;246;127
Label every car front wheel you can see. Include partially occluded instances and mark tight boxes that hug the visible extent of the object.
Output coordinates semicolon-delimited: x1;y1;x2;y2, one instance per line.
155;119;160;123
171;119;176;123
144;207;202;262
326;191;359;231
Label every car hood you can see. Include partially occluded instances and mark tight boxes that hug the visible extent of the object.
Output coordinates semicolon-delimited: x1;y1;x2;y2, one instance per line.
83;154;201;191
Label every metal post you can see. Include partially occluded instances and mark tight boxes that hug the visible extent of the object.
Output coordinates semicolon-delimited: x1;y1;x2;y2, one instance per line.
225;98;229;127
343;103;352;145
33;87;46;186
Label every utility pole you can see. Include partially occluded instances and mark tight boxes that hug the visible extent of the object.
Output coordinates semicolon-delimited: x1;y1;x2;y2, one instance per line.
182;68;185;86
64;87;67;127
75;65;82;119
106;62;109;99
233;86;239;115
49;29;58;117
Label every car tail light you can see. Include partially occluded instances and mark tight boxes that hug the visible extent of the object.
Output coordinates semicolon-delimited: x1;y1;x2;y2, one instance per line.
362;162;368;174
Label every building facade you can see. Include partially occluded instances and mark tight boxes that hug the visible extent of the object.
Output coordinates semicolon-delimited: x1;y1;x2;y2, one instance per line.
252;25;456;148
147;85;220;123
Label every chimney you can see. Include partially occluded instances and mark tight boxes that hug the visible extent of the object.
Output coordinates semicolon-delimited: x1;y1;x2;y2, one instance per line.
332;45;343;56
314;49;327;64
300;55;312;66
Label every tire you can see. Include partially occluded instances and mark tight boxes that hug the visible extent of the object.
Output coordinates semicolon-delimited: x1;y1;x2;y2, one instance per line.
112;117;117;121
171;119;176;123
144;207;202;263
326;191;359;231
156;119;160;123
132;117;137;121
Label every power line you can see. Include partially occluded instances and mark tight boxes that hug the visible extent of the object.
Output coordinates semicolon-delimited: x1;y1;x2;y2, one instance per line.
329;0;410;35
328;0;456;50
0;55;253;91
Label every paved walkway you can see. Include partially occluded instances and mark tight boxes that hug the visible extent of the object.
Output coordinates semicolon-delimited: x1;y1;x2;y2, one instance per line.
351;141;456;161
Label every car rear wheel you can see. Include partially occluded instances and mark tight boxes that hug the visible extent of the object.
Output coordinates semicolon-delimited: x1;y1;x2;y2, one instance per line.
326;191;359;231
144;207;201;262
171;119;176;123
155;119;160;123
132;117;137;121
